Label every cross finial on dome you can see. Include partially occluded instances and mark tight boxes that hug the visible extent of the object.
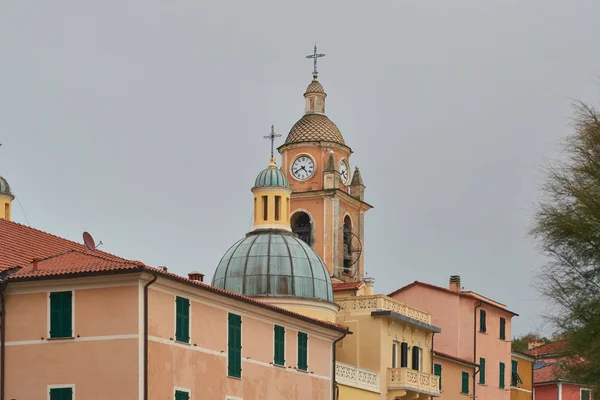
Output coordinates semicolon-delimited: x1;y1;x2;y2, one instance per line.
305;44;325;79
263;124;281;159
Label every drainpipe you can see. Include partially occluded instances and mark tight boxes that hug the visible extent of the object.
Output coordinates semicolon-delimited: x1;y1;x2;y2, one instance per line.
332;330;348;400
558;382;562;400
144;273;158;400
473;301;483;400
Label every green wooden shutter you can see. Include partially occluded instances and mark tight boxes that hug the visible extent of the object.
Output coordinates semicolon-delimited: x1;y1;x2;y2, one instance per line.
50;291;72;338
500;317;506;340
582;390;591;400
511;359;518;386
274;325;285;366
50;388;72;400
499;362;505;388
228;313;242;378
175;297;190;343
480;309;487;332
298;332;308;371
479;358;486;384
411;346;420;370
400;342;408;368
461;371;469;394
434;363;442;390
174;390;189;400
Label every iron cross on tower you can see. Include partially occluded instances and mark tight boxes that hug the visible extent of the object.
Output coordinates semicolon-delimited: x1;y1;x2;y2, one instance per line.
263;125;281;158
306;44;325;79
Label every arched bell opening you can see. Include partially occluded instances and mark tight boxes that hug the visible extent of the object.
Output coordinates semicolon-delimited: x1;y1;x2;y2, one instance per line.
291;211;312;246
343;215;353;275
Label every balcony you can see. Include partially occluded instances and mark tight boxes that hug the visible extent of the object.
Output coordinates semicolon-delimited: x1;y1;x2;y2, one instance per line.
336;294;431;324
335;362;380;393
387;368;440;398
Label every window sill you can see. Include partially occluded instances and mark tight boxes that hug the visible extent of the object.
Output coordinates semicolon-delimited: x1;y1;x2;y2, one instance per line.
297;368;308;373
460;393;470;396
273;363;286;368
478;331;488;335
478;383;487;387
47;336;75;341
175;340;191;346
227;375;242;380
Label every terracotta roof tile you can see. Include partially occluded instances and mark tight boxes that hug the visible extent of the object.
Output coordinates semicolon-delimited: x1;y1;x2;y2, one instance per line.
526;341;569;357
534;363;564;384
0;219;349;334
333;281;364;291
285;114;345;145
433;350;479;367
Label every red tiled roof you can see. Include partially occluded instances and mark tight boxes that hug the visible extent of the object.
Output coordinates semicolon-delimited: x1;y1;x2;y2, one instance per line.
389;281;519;316
526;341;569;357
0;219;349;334
0;218;127;271
333;281;364;291
534;363;564;384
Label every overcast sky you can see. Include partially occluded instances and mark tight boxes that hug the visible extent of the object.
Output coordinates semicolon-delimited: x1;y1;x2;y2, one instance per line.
2;0;600;337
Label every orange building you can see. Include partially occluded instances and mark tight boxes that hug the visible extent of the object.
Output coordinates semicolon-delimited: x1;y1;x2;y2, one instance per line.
0;184;348;399
511;351;534;400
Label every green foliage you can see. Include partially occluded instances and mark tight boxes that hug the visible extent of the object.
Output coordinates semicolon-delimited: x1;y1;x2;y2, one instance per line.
511;333;552;353
531;101;600;393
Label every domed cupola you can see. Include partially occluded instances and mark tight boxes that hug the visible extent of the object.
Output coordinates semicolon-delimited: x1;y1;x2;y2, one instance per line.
0;176;14;221
212;153;338;322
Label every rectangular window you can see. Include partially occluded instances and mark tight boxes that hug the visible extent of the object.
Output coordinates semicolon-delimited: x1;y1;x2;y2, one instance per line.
392;342;398;368
461;371;469;394
175;297;190;343
582;389;591;400
411;346;420;370
480;309;487;333
479;358;486;384
228;313;242;378
500;317;506;340
298;332;308;371
434;363;442;391
400;342;408;368
50;388;73;400
499;362;505;389
274;325;285;366
262;196;268;221
511;359;519;386
50;291;72;338
274;196;281;221
174;390;189;400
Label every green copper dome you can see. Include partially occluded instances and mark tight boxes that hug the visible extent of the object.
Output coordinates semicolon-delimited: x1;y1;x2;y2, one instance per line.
212;230;333;302
0;176;11;196
254;163;290;189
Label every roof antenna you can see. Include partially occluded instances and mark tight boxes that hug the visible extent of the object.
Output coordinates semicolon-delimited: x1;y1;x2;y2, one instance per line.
83;231;103;251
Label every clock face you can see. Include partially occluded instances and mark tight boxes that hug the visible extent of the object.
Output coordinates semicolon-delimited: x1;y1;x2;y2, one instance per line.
339;159;349;185
291;155;315;181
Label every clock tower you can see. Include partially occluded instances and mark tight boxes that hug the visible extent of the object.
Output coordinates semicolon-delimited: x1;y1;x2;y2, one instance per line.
278;50;372;282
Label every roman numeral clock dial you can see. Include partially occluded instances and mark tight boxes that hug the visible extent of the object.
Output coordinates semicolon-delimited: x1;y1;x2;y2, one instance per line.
291;156;315;181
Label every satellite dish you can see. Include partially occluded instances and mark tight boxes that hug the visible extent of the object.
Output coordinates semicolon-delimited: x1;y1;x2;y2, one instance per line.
83;231;102;251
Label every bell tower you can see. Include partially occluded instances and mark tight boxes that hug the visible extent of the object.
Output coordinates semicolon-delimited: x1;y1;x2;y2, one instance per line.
0;176;14;221
278;47;372;282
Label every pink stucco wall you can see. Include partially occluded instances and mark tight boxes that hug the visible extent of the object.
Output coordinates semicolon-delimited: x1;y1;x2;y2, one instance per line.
391;284;514;400
534;383;591;400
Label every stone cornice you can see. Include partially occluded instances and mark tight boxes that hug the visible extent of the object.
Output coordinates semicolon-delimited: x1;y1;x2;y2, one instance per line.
291;189;373;211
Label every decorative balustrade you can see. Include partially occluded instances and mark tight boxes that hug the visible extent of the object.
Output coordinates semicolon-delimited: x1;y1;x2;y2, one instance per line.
387;367;440;395
336;294;431;324
335;362;380;393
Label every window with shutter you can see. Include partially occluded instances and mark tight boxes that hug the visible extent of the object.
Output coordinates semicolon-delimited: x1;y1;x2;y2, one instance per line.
582;389;591;400
274;325;285;366
479;309;487;333
500;317;506;340
479;358;486;384
228;313;242;378
434;363;442;390
461;371;469;394
174;390;190;400
392;342;398;368
411;346;420;370
175;297;190;343
499;362;505;388
298;332;308;371
400;342;408;368
50;291;72;338
50;387;73;400
511;359;521;386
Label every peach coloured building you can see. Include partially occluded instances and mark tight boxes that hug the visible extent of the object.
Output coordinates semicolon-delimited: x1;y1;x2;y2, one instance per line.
0;215;349;399
390;276;518;400
432;350;478;399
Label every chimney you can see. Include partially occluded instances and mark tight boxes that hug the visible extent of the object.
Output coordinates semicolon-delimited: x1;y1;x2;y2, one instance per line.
158;266;168;272
363;277;375;296
528;340;545;350
188;271;204;283
32;258;39;271
449;275;461;293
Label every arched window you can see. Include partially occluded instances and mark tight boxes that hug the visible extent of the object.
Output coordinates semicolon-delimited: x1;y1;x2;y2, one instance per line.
291;212;312;246
343;216;353;274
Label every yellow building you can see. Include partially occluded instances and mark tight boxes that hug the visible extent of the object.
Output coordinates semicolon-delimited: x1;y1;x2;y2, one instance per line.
0;176;13;220
334;280;442;399
511;351;534;400
432;351;477;399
